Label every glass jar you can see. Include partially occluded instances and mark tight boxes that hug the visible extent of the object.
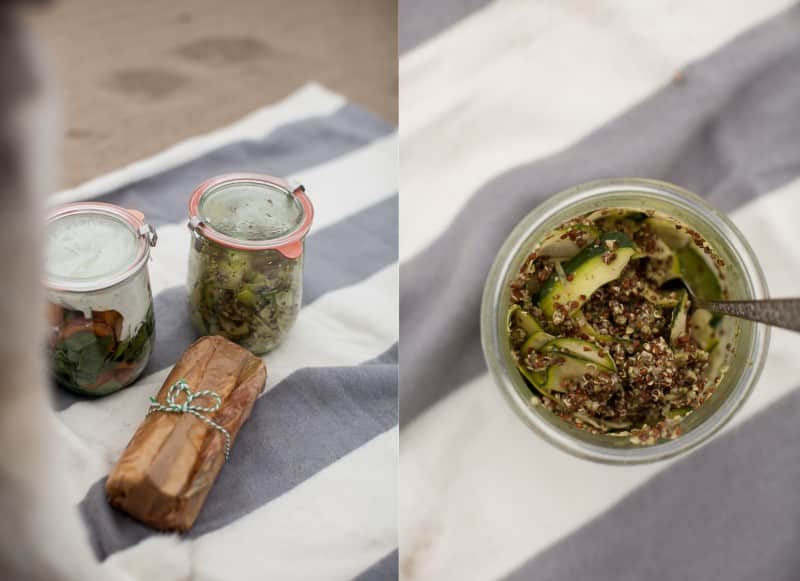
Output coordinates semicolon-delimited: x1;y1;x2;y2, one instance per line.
481;178;770;463
45;203;158;396
186;173;313;354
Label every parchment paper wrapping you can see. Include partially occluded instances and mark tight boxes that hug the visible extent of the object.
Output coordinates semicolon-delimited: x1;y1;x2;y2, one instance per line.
105;335;267;532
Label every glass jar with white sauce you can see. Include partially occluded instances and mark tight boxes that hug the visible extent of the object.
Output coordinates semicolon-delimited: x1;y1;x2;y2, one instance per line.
45;203;157;396
187;173;313;355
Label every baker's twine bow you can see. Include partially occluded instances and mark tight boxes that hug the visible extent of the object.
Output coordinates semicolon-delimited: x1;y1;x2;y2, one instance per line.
147;379;231;459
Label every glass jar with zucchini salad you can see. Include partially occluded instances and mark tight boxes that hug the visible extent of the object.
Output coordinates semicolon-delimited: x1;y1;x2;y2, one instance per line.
45;203;158;396
481;179;769;463
187;173;313;354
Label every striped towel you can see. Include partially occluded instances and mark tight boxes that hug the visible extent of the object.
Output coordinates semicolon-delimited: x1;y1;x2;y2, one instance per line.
400;2;800;580
50;84;398;581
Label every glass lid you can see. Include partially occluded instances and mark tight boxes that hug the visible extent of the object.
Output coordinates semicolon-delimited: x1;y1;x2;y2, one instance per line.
199;180;305;241
45;203;151;292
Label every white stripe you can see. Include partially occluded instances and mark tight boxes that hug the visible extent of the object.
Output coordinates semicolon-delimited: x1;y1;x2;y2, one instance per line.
49;83;346;206
60;263;398;502
266;263;398;388
399;0;793;262
299;133;397;231
190;428;397;581
400;178;800;580
52;416;110;504
147;131;398;296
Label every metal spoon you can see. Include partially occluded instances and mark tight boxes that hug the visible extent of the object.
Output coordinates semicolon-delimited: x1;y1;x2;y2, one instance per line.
686;287;800;333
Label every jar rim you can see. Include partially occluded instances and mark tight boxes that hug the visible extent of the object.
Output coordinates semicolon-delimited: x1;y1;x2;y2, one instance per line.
44;202;155;293
480;178;771;464
187;173;314;259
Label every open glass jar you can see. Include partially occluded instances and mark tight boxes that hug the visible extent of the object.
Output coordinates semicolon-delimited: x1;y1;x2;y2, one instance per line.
187;173;313;355
45;203;158;396
481;179;770;463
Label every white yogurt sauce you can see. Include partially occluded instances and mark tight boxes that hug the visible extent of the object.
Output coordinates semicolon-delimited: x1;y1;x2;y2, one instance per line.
45;212;150;339
46;213;139;280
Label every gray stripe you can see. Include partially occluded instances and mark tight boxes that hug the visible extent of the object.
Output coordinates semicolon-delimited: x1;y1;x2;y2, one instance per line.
353;550;399;581
504;385;800;581
81;343;398;559
51;193;398;411
400;3;800;425
95;102;394;226
399;0;492;53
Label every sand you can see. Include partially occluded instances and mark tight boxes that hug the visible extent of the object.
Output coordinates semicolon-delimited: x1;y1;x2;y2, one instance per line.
28;0;397;188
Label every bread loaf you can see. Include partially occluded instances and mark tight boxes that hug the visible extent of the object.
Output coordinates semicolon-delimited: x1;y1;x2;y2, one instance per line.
105;335;266;531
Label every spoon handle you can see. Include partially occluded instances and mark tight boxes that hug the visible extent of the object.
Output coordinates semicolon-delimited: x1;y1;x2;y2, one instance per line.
698;298;800;333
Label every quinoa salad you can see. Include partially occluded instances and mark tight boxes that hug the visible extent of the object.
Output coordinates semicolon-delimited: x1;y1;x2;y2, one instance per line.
507;209;730;445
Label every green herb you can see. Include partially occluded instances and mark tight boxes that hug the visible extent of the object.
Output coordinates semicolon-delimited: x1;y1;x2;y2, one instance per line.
50;305;154;396
188;242;301;354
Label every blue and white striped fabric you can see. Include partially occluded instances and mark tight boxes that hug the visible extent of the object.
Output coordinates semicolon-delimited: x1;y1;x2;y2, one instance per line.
49;84;398;581
400;2;800;580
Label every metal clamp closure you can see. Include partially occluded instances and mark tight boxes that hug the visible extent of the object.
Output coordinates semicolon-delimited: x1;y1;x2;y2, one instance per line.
138;223;158;247
187;216;205;250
